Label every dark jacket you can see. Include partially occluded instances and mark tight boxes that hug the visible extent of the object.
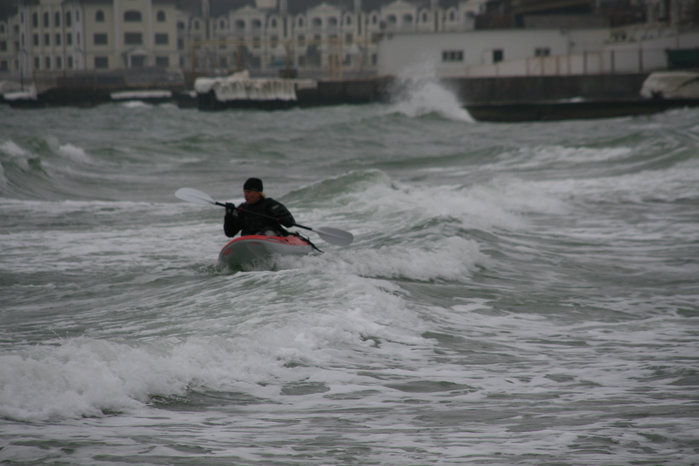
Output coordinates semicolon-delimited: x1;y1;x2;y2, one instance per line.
224;197;295;237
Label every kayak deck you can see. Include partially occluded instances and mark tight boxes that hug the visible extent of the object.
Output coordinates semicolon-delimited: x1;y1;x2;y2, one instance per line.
218;234;315;268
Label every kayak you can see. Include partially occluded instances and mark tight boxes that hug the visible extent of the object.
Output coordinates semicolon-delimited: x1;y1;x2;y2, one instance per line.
218;234;315;268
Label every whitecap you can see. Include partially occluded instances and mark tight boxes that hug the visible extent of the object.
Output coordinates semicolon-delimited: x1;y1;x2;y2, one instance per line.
121;100;153;109
57;143;91;164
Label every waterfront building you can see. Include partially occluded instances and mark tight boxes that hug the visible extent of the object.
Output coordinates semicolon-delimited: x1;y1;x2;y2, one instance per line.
0;0;697;83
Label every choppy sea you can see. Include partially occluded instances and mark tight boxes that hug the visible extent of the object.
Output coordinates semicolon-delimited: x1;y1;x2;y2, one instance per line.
1;81;698;465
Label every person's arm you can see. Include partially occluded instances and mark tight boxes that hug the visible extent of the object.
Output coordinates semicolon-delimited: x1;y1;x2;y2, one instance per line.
223;203;242;237
267;200;295;227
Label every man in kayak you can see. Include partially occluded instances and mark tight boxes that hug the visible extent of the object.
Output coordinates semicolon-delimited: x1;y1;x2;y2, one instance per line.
224;177;296;237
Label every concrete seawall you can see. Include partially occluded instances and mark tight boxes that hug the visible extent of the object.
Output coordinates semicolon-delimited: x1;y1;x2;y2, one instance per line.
6;72;695;121
444;73;651;103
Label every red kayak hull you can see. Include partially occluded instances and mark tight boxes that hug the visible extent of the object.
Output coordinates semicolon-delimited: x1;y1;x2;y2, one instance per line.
218;235;314;267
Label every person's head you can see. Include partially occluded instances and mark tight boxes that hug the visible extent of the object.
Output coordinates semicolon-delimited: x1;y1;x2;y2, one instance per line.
243;177;264;204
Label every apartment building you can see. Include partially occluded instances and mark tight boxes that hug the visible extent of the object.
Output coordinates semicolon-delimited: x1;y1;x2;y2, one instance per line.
12;0;180;74
180;0;486;78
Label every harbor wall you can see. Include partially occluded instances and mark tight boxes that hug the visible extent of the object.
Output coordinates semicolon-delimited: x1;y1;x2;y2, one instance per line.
444;73;651;103
4;72;655;108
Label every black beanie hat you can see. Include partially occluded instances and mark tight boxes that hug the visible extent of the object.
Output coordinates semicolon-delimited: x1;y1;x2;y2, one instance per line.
243;177;263;192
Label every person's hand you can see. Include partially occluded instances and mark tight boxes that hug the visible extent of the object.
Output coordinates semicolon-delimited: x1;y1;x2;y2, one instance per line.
225;203;237;217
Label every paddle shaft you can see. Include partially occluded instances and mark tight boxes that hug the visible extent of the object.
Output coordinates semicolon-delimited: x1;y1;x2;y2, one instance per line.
221;202;313;232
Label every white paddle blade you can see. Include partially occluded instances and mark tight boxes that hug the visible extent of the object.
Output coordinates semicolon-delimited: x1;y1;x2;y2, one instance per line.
314;227;354;246
175;187;216;206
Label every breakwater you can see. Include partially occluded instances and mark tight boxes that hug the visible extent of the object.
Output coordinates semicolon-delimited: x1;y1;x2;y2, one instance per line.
4;72;697;121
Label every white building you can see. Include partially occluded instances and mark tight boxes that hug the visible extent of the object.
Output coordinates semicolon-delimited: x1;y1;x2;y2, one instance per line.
12;0;180;75
378;26;699;78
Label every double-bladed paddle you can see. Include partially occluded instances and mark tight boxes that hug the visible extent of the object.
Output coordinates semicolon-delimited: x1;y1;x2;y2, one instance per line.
175;187;354;247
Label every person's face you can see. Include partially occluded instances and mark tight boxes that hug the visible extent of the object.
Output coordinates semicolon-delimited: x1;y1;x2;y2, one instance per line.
244;189;262;204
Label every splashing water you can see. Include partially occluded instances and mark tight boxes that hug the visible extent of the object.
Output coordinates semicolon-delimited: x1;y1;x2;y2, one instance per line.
388;62;474;122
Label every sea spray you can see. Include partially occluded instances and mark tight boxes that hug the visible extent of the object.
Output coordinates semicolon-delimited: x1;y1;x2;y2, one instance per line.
387;62;474;122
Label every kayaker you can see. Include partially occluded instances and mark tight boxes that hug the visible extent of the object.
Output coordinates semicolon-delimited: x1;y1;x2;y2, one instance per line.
224;177;296;237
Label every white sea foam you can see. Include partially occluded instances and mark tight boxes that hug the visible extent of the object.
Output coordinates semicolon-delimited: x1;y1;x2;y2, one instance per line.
0;269;426;421
0;140;29;157
0;140;32;172
121;100;154;109
57;143;92;164
282;236;484;281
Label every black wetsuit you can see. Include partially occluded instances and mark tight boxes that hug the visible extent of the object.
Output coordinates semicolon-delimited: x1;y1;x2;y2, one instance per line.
224;197;295;237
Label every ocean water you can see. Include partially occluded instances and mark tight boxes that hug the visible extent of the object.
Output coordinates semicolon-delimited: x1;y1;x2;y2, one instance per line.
1;83;698;465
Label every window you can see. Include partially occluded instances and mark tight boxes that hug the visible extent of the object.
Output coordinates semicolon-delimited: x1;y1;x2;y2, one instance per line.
34;56;40;69
346;16;352;25
371;15;378;25
68;56;73;68
403;14;413;23
235;20;244;29
94;33;108;45
177;38;184;50
33;34;38;46
422;12;428;22
387;15;396;25
177;21;185;30
95;56;108;68
194;20;200;30
56;56;62;69
76;32;80;45
155;33;168;45
442;50;463;62
219;20;225;29
96;10;105;22
535;47;550;57
44;33;50;46
329;17;337;26
44;12;49;28
45;57;50;69
66;33;72;45
55;33;61;45
124;32;142;45
0;24;4;33
0;41;6;52
252;19;261;28
270;19;277;28
66;12;71;27
55;12;60;27
33;12;38;28
493;49;503;63
312;17;321;27
124;11;142;22
155;56;169;67
298;17;304;27
297;34;305;46
0;60;7;71
448;11;455;21
157;11;166;22
131;55;145;67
